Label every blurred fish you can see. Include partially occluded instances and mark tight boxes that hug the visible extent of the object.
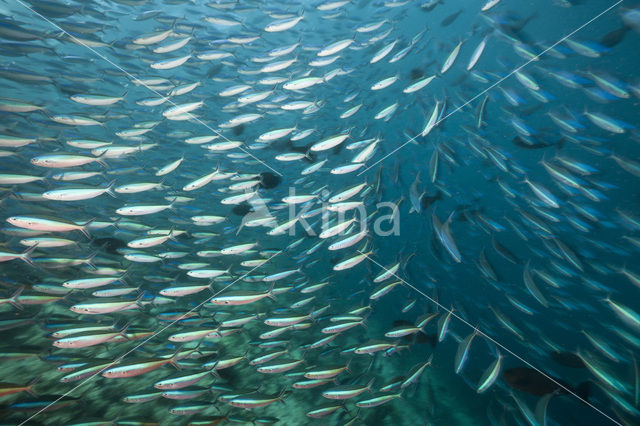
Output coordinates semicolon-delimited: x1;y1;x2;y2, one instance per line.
503;367;590;399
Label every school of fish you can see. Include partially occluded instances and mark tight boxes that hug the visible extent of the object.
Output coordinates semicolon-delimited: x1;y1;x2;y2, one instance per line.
0;0;640;424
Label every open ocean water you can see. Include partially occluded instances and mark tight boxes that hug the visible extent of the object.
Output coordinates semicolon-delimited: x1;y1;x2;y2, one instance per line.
0;0;639;425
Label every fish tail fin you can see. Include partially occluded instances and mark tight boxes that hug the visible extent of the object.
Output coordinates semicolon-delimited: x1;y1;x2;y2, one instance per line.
360;318;368;330
26;376;39;397
118;269;130;286
241;347;251;361
169;196;179;211
135;291;147;308
169;357;183;371
118;321;132;340
278;387;288;404
366;377;376;392
307;307;317;322
170;345;192;369
110;216;122;231
106;179;118;198
267;282;277;301
94;148;109;168
84;251;98;270
9;285;24;310
20;244;38;266
236;220;245;236
80;218;95;238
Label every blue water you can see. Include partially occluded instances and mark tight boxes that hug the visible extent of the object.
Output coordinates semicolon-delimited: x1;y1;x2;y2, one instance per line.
0;0;639;424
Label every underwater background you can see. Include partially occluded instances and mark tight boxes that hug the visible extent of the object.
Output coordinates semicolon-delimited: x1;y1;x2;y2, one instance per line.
0;0;639;424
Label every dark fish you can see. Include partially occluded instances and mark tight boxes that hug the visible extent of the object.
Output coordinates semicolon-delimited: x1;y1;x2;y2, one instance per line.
441;9;463;27
410;68;425;80
550;351;586;369
57;82;91;96
217;366;239;382
421;0;443;12
0;316;35;331
512;136;558;150
283;140;316;163
450;73;468;86
91;237;126;255
416;333;437;347
392;319;413;328
206;64;222;78
0;42;54;56
420;191;442;211
303;152;316;164
8;394;80;411
232;124;245;136
497;13;538;35
232;203;253;216
0;345;42;360
259;172;282;189
599;26;629;48
454;205;481;222
30;2;80;18
429;233;446;262
515;104;544;117
503;367;590;399
492;237;520;264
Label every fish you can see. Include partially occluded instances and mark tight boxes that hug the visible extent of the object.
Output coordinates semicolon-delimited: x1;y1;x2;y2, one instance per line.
441;9;463;26
455;329;478;374
440;41;462;74
0;1;637;425
420;191;442;211
550;351;586;369
433;212;462;263
503;367;590;399
477;352;502;393
0;377;38;397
